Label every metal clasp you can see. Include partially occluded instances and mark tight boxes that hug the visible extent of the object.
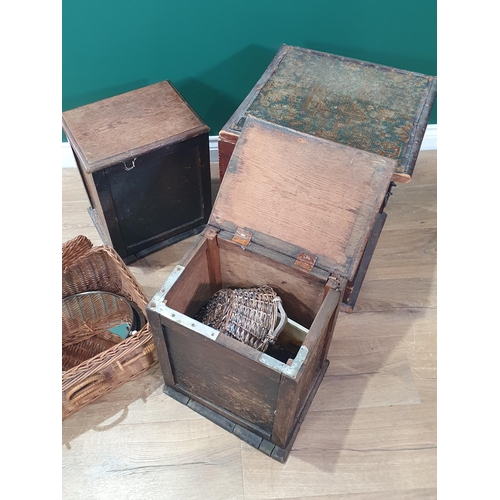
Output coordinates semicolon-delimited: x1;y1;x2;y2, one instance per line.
123;157;138;171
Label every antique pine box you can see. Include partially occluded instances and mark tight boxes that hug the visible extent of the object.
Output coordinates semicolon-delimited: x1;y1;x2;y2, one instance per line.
218;45;436;310
147;116;397;462
62;81;212;264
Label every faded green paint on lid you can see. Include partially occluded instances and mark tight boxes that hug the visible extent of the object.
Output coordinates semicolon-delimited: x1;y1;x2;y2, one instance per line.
224;45;436;180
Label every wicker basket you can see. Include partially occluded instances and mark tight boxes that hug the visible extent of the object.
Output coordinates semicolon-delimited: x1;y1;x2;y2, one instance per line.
62;235;157;420
195;285;287;352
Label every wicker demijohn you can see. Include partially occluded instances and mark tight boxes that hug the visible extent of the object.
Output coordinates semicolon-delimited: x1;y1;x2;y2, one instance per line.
195;285;287;353
62;235;157;420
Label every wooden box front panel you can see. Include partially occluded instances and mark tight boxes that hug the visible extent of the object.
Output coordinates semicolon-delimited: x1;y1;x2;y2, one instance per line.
90;135;211;260
162;320;281;434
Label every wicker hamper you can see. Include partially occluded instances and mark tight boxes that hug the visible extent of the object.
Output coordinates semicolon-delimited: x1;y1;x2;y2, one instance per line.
62;235;157;420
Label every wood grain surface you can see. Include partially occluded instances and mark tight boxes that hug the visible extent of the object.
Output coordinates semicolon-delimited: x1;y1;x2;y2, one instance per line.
218;235;327;328
210;117;396;281
62;81;208;172
62;150;436;500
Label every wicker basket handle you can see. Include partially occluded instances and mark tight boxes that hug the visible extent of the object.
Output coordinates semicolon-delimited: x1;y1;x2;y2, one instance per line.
65;374;106;403
269;300;287;343
121;342;156;368
62;235;93;272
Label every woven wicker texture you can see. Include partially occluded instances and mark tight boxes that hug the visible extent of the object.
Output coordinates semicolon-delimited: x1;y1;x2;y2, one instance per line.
62;235;157;420
195;285;287;352
62;291;139;371
62;235;93;271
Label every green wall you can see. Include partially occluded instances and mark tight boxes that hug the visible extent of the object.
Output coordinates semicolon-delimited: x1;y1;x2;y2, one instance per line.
62;0;436;138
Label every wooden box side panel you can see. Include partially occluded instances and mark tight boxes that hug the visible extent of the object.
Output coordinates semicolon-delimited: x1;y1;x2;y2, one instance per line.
218;236;327;328
272;286;342;447
295;287;341;414
218;136;236;180
164;238;213;317
72;153;113;245
162;319;280;433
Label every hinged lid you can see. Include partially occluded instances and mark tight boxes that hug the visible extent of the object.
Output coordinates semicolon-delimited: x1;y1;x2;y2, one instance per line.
220;44;436;183
210;116;397;281
62;81;209;173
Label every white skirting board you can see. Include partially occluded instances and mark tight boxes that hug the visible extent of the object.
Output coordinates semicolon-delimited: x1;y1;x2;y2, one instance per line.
62;125;437;168
420;124;437;151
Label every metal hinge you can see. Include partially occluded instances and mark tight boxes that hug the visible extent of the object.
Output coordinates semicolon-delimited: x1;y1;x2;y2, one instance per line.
381;181;397;211
232;227;252;246
293;251;317;271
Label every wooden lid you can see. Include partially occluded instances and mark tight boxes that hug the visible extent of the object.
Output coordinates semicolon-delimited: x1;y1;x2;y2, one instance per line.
220;44;436;183
62;81;209;173
210;116;397;280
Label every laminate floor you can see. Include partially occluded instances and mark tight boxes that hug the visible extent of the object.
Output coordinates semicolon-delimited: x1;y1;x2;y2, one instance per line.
62;150;437;500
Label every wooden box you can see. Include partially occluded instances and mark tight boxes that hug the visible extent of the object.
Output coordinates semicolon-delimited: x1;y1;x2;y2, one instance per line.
62;81;212;264
147;116;397;462
218;45;436;310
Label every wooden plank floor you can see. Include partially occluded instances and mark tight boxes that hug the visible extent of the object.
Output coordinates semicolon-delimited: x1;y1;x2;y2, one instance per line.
62;150;437;500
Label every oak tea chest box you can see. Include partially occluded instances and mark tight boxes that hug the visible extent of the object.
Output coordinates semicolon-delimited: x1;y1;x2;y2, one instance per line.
218;44;437;310
62;81;212;264
147;116;397;462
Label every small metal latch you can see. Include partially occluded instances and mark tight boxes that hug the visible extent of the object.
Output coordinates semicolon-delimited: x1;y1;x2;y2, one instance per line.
232;227;252;246
293;251;317;271
325;275;345;293
123;157;138;171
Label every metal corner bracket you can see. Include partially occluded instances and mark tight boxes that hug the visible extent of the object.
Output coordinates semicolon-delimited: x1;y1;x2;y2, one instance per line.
147;265;219;341
258;345;309;379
